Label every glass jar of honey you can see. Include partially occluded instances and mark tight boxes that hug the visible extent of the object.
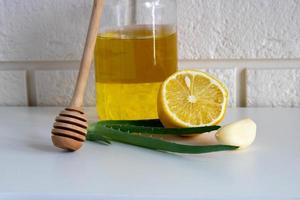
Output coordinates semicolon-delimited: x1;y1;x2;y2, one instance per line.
94;0;178;120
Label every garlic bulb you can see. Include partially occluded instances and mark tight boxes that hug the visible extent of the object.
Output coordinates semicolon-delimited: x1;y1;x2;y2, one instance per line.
215;118;256;149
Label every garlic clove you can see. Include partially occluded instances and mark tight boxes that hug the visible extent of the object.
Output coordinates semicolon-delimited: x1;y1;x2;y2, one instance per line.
215;118;256;149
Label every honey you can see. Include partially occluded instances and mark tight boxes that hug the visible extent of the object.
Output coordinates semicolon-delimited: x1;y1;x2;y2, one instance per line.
94;25;177;120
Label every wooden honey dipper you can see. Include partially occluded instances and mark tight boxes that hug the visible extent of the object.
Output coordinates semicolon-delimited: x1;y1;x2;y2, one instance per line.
51;0;104;151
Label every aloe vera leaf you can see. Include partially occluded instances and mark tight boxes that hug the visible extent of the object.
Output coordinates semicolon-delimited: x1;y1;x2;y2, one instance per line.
87;123;111;144
87;125;238;154
102;124;220;135
94;120;221;135
98;119;164;127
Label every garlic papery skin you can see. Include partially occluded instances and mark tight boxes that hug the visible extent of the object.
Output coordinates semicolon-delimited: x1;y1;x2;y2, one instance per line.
215;118;257;149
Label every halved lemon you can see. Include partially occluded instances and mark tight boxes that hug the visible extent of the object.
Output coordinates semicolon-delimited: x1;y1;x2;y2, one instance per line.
158;70;228;128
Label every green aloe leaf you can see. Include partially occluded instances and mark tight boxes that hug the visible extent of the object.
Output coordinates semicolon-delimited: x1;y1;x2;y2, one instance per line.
87;122;238;154
87;123;111;144
98;119;164;127
97;120;220;135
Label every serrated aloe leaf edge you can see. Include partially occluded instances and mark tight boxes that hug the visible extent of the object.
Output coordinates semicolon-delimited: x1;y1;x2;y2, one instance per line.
97;120;221;135
98;119;164;127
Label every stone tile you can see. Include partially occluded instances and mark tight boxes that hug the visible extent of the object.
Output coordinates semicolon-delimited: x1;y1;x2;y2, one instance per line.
0;0;92;61
35;69;95;106
1;0;299;61
246;69;300;107
178;0;300;59
0;70;27;106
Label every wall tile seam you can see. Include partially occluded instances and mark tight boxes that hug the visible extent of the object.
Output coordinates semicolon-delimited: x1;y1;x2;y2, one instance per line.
1;65;300;72
2;66;300;107
31;67;238;107
2;58;299;63
179;59;300;62
1;60;300;70
258;67;300;70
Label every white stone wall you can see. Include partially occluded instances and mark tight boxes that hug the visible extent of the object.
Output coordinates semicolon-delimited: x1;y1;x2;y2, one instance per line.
0;0;299;107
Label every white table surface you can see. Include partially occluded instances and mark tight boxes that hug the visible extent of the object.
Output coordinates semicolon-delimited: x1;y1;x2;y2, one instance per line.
0;107;300;200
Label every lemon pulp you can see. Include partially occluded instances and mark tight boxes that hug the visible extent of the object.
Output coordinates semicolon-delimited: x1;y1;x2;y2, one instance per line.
158;70;228;128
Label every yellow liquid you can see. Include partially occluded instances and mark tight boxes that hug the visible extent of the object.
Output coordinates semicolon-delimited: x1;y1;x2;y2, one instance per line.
94;25;177;120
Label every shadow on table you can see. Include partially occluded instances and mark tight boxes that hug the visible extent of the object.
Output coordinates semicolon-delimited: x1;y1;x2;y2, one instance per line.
27;141;70;153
